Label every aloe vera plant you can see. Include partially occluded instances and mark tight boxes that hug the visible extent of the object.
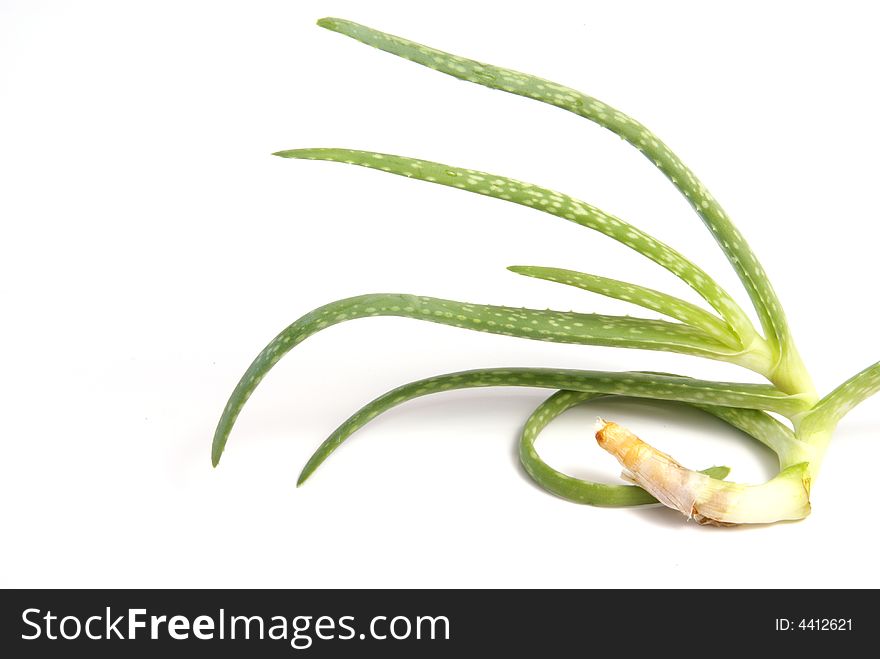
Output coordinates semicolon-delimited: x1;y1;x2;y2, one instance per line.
212;17;879;525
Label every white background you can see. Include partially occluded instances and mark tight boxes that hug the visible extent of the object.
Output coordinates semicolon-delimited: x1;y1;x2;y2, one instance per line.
2;0;878;588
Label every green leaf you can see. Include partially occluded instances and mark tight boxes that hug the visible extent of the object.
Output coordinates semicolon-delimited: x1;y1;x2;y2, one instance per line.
315;17;794;372
695;404;799;460
800;360;880;431
212;294;753;467
277;147;757;346
295;367;811;484
508;265;737;348
520;390;730;506
519;390;658;507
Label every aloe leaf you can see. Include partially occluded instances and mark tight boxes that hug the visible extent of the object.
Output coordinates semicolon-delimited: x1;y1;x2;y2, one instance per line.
508;265;736;348
800;360;880;432
315;17;793;370
277;147;756;345
693;403;798;459
212;294;752;466
294;367;810;484
520;390;730;506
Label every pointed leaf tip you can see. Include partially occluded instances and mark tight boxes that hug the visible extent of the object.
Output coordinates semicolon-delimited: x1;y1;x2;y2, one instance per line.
316;17;339;30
